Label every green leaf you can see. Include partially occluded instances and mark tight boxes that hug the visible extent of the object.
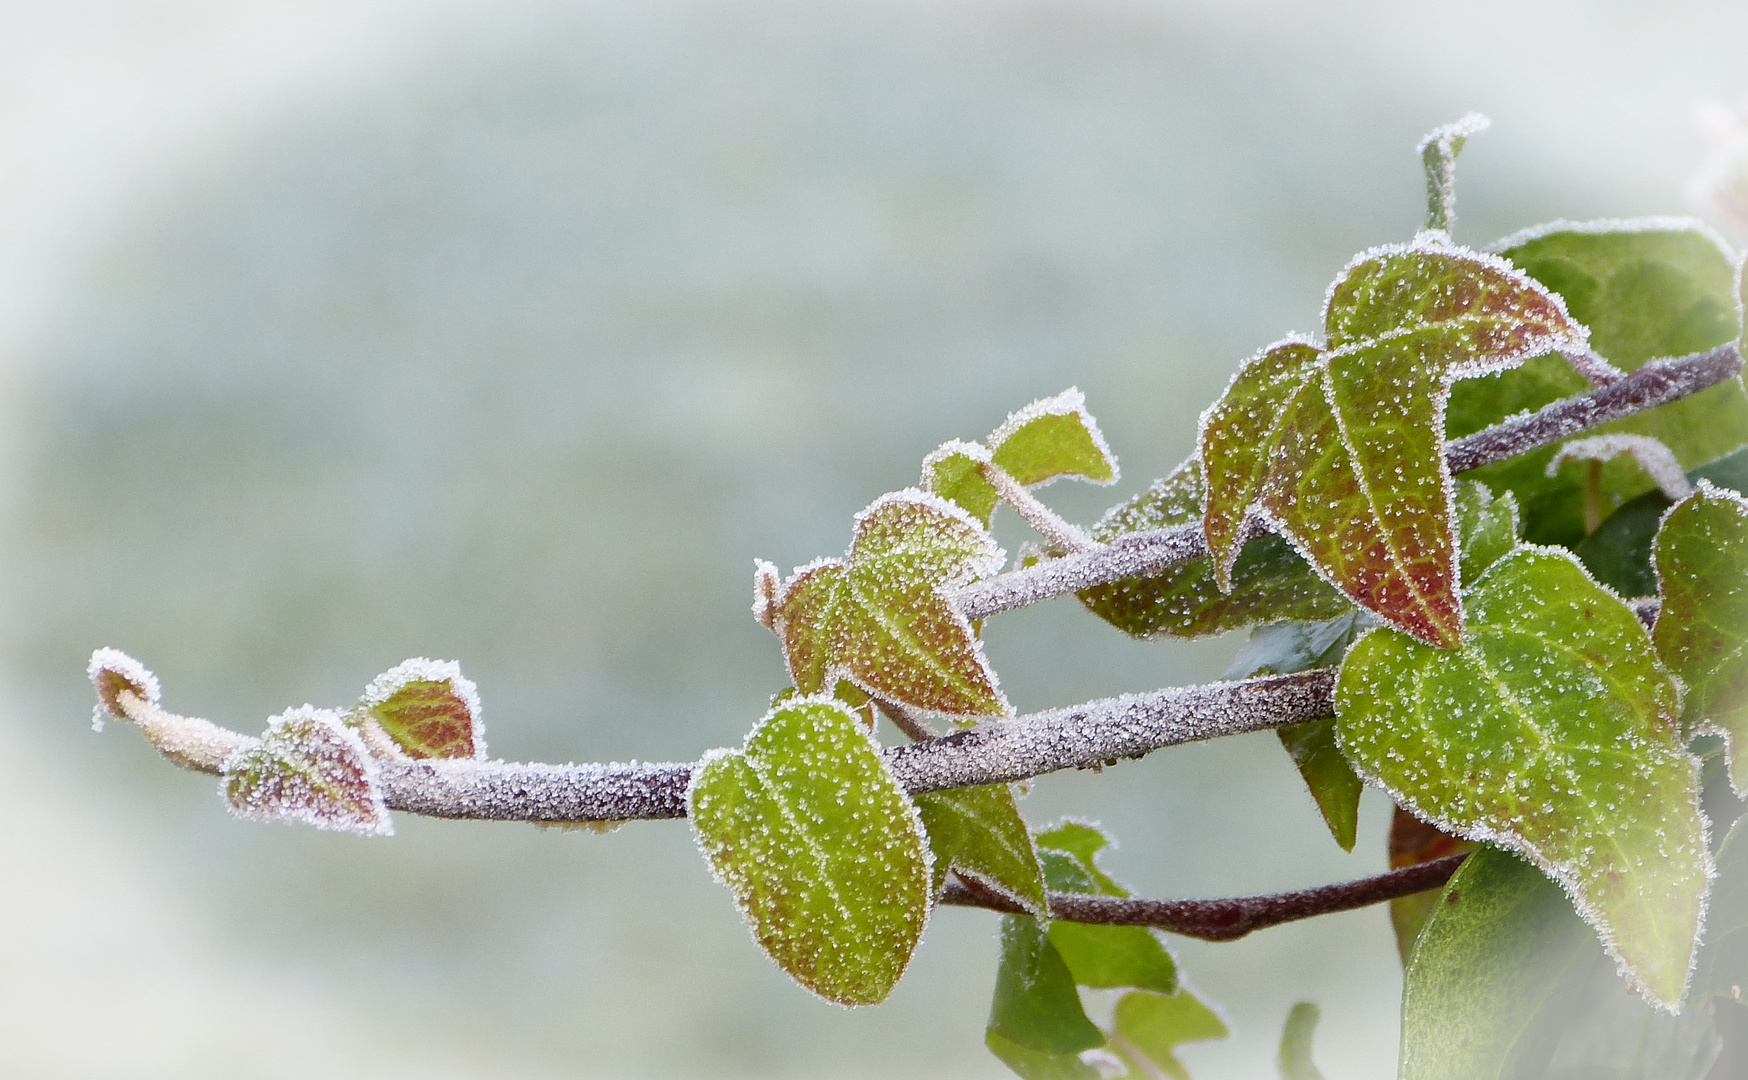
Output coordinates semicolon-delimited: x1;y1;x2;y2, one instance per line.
353;657;483;760
923;388;1117;525
1107;989;1229;1080
1455;480;1519;583
1277;720;1363;853
988;914;1106;1055
1419;113;1488;235
1035;821;1128;896
1457;222;1748;546
770;491;1009;717
1030;820;1179;995
1079;457;1350;640
1202;243;1586;647
1403;845;1725;1080
1338;546;1707;1005
223;705;393;836
1575;446;1748;596
1401;846;1617;1080
687;697;932;1006
913;783;1048;913
1654;483;1748;787
984;1031;1102;1080
1276;1002;1327;1080
1386;807;1476;966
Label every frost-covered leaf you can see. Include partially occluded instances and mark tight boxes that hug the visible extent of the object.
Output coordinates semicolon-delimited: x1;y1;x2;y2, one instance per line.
988;914;1105;1055
1202;243;1585;647
984;1031;1103;1080
1576;447;1748;596
770;490;1008;717
87;646;161;732
1403;845;1725;1080
1107;989;1229;1080
1401;846;1618;1080
688;697;932;1006
1338;547;1707;1006
1457;221;1748;546
1032;822;1177;995
923;389;1117;526
1079;457;1349;640
223;705;392;836
353;657;483;760
1276;1002;1326;1080
1419;113;1488;235
1386;808;1475;966
913;783;1047;913
1653;484;1748;785
1277;721;1363;853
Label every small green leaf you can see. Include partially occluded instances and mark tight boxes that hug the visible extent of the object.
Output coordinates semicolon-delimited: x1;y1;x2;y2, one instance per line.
984;1031;1102;1080
771;491;1008;717
688;697;932;1006
1047;921;1178;996
988;914;1106;1055
1107;989;1229;1080
354;657;483;760
1654;483;1748;785
1080;457;1349;639
1277;720;1363;853
1457;222;1748;546
1401;846;1609;1080
990;388;1118;488
923;389;1117;526
1338;547;1707;1006
224;705;393;836
1202;243;1586;647
1419;113;1488;235
1276;1002;1327;1080
913;783;1047;913
1035;821;1128;897
1455;481;1519;584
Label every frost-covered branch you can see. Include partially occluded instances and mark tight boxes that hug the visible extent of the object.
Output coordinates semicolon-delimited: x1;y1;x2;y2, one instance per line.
114;670;1336;823
956;344;1743;621
938;852;1470;941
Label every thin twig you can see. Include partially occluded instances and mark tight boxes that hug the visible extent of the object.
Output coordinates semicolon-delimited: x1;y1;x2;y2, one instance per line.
982;461;1098;553
876;698;941;742
938;852;1470;941
956;345;1742;621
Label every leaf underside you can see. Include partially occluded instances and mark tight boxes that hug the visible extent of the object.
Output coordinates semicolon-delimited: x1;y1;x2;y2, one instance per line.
913;782;1048;913
1453;224;1748;547
1202;244;1586;647
1337;546;1706;1006
688;697;932;1006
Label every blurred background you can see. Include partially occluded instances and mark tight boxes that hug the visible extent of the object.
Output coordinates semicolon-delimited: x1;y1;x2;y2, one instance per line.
2;1;1746;1077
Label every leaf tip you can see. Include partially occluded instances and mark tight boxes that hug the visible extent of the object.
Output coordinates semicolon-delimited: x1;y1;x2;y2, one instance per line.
88;647;160;732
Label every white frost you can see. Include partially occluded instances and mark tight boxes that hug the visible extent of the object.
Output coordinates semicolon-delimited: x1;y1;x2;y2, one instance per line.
361;657;485;759
1547;435;1694;501
985;386;1119;487
87;647;161;732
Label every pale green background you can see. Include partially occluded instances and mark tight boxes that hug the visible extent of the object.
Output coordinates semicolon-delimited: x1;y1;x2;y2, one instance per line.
0;1;1744;1077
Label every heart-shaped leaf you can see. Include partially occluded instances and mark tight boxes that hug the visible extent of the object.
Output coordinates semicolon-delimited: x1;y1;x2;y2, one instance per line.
768;490;1008;717
1454;222;1748;547
1338;546;1707;1006
688;696;932;1006
925;389;1117;526
1201;241;1587;647
354;657;483;760
1653;483;1748;787
224;705;393;836
913;783;1047;913
1079;456;1350;639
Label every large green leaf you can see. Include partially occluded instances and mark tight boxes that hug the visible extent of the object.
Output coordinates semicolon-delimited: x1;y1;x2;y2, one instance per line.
1202;242;1586;647
1654;484;1748;788
988;914;1105;1055
1457;222;1748;546
1337;546;1707;1005
913;783;1048;913
1079;457;1350;639
769;491;1008;717
1386;808;1476;966
224;705;393;836
1107;989;1229;1080
1403;846;1727;1080
352;657;483;760
688;697;932;1006
924;388;1117;526
1032;822;1178;995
